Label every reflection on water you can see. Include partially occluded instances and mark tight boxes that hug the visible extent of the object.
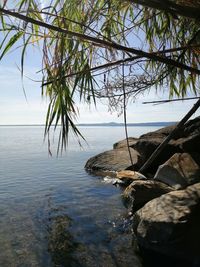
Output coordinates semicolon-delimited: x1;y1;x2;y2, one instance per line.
0;126;159;266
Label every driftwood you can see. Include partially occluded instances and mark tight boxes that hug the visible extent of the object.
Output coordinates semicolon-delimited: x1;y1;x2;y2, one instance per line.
139;98;200;174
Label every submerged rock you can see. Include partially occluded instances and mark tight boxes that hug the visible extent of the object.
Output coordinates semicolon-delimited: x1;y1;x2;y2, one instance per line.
123;180;173;212
133;183;200;263
154;152;200;189
85;148;141;173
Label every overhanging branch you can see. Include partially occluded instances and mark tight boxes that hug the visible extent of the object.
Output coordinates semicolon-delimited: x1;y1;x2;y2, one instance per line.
42;44;200;86
0;7;200;77
129;0;200;21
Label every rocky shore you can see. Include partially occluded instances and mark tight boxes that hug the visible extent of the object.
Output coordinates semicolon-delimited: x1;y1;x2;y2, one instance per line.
85;116;200;265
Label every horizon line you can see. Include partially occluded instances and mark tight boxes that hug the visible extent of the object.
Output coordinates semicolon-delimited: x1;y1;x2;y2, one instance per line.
0;121;177;126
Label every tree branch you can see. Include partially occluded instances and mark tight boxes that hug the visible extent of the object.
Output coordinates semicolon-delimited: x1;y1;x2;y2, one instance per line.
139;98;200;173
42;44;200;86
1;7;200;77
129;0;200;21
143;96;200;104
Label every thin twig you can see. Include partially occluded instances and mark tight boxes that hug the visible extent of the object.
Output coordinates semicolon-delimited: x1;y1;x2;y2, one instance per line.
143;96;200;104
122;53;134;168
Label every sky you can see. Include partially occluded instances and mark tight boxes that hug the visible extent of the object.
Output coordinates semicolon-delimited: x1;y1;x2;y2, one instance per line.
0;14;200;125
1;55;200;125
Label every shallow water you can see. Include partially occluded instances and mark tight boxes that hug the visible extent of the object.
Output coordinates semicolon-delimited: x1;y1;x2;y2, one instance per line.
0;126;159;267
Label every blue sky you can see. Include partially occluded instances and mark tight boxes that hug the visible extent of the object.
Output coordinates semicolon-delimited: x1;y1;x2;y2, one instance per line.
0;31;200;125
1;65;199;125
1;59;200;125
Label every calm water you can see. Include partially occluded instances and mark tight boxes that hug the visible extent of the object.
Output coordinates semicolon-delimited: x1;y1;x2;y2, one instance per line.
0;126;160;267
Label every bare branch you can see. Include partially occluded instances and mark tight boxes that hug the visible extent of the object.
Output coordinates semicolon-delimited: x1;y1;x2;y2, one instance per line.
143;96;200;104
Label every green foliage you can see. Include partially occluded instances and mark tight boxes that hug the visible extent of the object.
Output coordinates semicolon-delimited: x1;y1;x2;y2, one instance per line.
140;6;200;98
0;0;199;151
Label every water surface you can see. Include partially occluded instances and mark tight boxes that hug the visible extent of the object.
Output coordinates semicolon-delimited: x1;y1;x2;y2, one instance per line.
0;126;159;267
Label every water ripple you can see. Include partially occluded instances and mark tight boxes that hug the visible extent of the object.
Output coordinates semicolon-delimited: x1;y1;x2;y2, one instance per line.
0;126;158;266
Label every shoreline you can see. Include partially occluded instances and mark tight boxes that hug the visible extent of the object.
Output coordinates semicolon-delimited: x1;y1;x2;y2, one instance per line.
85;116;200;265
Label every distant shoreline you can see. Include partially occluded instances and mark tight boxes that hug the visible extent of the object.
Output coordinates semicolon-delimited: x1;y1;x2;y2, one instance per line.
0;122;176;127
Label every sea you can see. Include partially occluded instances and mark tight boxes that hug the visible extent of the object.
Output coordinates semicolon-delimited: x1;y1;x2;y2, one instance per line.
0;125;171;267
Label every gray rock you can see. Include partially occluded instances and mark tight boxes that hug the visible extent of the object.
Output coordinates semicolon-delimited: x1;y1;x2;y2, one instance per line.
85;148;140;172
133;183;200;261
182;116;200;137
116;170;146;185
180;134;200;153
140;116;200;139
154;153;200;189
132;136;181;173
139;124;176;139
132;117;200;173
123;180;173;212
113;138;138;149
85;116;200;176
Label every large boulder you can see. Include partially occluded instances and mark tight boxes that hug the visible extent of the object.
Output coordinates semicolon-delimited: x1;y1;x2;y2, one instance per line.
139;124;176;139
123;180;173;212
180;134;200;153
132;138;180;172
85;116;200;176
113;137;138;149
133;183;200;263
85;148;141;173
172;116;200;154
154;153;200;189
131;117;200;173
139;116;200;140
131;136;180;173
182;116;200;137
